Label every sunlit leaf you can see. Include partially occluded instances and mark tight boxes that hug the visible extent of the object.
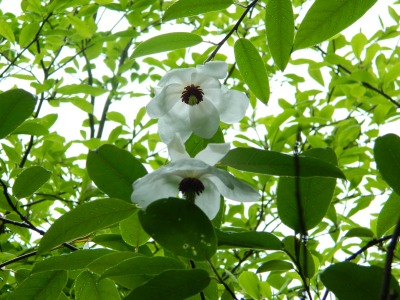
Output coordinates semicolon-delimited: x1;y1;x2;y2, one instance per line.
234;38;270;104
86;144;147;201
0;19;15;43
220;147;345;179
132;32;202;58
0;89;36;139
139;198;217;261
374;134;400;196
163;0;233;21
321;262;400;300
57;84;107;96
265;0;294;70
257;260;293;273
120;211;150;247
12;166;51;198
75;271;119;300
87;252;143;275
185;128;225;157
125;269;210;300
293;0;377;50
376;192;400;237
37;198;136;255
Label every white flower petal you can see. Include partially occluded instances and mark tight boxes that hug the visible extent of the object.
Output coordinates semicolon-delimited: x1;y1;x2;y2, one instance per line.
168;134;190;161
146;84;182;118
158;68;194;86
168;159;211;178
196;61;228;79
207;169;259;202
132;171;181;209
195;143;230;166
158;105;192;143
189;99;220;139
218;86;249;123
194;179;221;220
191;72;221;89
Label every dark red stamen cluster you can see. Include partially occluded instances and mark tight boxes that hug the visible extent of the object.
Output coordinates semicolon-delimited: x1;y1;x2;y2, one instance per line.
179;177;205;196
181;84;204;105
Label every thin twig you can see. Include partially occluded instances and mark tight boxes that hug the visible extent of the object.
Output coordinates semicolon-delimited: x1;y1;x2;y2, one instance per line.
208;258;238;300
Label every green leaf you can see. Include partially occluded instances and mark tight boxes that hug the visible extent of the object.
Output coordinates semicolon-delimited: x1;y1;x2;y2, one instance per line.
283;236;315;278
344;227;374;238
0;89;36;139
7;270;67;300
163;0;233;21
132;32;202;58
234;38;270;104
125;269;210;300
32;249;114;273
86;144;147;201
37;198;136;255
320;262;400;300
57;84;107;96
257;260;293;273
92;234;134;251
185;128;225;157
216;228;282;250
12;166;52;198
238;271;262;300
87;252;142;275
100;256;185;289
0;19;15;43
377;192;400;237
293;0;377;50
220;147;345;179
120;211;150;247
374;134;400;196
75;271;120;300
265;0;294;70
19;22;39;47
139;198;217;261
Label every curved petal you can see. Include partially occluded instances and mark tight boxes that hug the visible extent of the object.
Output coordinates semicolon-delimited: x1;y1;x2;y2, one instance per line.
191;72;221;89
146;84;182;118
167;158;212;178
218;86;249;123
194;178;221;220
158;68;194;87
189;99;220;139
168;134;190;161
158;105;191;143
196;61;228;79
132;171;181;209
206;170;260;202
195;143;230;166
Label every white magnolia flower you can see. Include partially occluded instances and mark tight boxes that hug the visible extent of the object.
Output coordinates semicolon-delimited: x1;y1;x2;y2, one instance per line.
131;135;259;220
147;61;249;143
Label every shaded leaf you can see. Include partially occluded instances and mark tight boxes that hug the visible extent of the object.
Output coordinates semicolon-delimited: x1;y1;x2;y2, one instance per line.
75;271;120;300
87;144;147;201
120;211;150;247
374;134;400;196
216;228;282;250
139;198;217;261
377;192;400;237
344;227;374;238
321;262;400;300
7;270;67;300
125;269;210;300
294;0;377;50
265;0;294;70
0;89;36;139
12;166;51;198
87;252;143;275
234;38;270;104
132;32;202;58
283;236;315;278
185;128;225;158
163;0;232;21
37;198;136;255
257;260;293;273
220;147;345;179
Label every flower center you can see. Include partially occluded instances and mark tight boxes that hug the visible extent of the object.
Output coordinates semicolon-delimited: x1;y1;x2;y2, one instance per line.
178;177;205;203
181;84;204;106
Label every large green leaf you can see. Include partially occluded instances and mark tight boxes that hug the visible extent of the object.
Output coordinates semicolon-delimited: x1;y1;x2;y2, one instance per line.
37;198;136;255
376;192;400;237
321;262;400;300
132;32;202;58
139;198;217;261
163;0;233;21
75;271;119;300
32;249;113;273
216;228;282;250
220;147;345;179
293;0;377;50
125;269;210;300
12;166;51;198
265;0;294;70
87;252;143;275
283;236;315;279
120;211;149;247
0;89;36;139
7;270;67;300
86;144;147;202
374;134;400;196
99;256;185;289
234;38;270;104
